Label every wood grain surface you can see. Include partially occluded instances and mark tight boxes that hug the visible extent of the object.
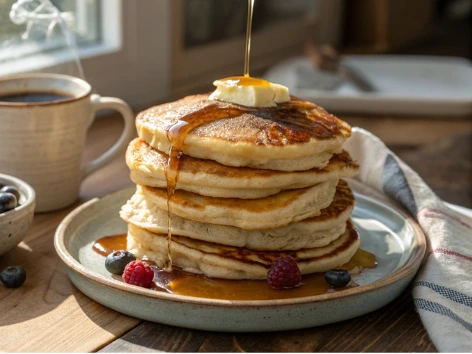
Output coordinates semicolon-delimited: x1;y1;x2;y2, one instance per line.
1;112;469;352
0;116;140;353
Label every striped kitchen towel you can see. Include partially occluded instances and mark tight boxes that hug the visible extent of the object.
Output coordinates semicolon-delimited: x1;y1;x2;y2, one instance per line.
344;128;472;353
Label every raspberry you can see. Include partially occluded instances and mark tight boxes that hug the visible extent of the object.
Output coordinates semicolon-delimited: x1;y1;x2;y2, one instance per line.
122;260;154;288
267;256;301;289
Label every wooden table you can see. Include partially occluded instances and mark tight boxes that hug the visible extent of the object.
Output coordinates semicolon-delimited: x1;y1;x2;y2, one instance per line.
1;113;471;352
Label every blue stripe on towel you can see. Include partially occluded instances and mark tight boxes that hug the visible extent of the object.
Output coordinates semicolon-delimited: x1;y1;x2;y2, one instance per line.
414;281;472;308
382;154;417;215
414;298;472;332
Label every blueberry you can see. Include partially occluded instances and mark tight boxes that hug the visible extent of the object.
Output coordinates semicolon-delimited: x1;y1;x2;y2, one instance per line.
1;266;26;288
0;186;20;200
0;193;18;213
105;250;136;274
325;269;351;288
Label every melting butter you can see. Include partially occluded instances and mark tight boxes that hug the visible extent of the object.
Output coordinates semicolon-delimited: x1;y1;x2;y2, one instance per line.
209;76;290;107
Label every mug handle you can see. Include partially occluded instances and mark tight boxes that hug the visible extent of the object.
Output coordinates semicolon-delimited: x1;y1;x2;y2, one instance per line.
82;94;135;179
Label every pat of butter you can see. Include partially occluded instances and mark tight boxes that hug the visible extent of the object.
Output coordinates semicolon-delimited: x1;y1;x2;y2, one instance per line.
209;76;290;107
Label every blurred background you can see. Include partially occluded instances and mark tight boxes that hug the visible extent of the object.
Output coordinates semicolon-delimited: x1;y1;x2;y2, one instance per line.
0;0;471;204
0;0;470;106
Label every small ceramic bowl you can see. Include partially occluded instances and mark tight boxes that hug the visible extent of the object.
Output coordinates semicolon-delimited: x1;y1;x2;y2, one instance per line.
0;173;35;256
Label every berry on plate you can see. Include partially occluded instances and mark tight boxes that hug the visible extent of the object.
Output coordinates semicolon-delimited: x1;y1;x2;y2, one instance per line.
267;256;301;289
105;250;136;275
325;269;351;288
122;260;154;288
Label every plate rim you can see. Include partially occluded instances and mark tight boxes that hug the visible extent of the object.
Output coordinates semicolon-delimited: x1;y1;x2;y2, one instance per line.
54;187;426;308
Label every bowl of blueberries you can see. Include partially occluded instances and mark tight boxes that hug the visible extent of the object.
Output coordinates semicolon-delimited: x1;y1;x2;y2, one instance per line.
0;173;35;257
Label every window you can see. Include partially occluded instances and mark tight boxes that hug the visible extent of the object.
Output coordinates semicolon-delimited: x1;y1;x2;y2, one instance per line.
0;1;343;109
0;0;100;64
0;0;170;108
184;0;319;49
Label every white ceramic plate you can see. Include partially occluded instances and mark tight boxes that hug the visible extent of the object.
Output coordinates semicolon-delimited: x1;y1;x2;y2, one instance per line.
264;55;472;116
54;187;426;332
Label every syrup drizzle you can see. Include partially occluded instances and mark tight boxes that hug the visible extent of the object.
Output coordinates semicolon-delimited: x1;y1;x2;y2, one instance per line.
160;1;263;267
163;0;278;265
160;0;338;272
163;106;252;270
162;106;341;271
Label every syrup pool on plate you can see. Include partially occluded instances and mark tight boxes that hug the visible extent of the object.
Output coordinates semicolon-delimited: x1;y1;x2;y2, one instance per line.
93;234;376;301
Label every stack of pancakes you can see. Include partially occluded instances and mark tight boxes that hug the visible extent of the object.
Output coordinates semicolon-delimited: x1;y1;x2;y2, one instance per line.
120;94;360;280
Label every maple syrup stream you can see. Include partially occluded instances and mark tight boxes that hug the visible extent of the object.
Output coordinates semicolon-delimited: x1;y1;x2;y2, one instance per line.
163;0;258;270
244;0;255;77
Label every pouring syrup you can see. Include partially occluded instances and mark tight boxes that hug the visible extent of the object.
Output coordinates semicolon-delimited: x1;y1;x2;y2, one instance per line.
163;0;261;270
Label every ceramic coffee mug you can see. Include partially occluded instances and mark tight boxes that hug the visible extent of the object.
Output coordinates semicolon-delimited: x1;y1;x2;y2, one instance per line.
0;73;135;212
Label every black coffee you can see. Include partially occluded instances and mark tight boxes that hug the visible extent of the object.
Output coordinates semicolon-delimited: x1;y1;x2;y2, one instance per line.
0;91;73;103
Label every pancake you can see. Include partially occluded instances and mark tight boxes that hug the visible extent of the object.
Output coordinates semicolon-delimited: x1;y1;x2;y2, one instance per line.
127;138;359;199
127;220;360;280
120;179;355;251
139;179;338;230
136;94;351;171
